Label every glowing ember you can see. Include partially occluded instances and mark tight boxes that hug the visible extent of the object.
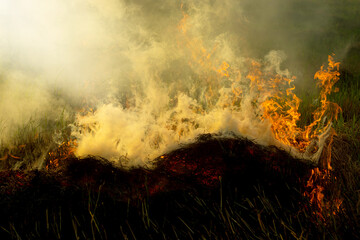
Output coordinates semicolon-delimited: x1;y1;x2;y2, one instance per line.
46;140;77;170
304;167;343;222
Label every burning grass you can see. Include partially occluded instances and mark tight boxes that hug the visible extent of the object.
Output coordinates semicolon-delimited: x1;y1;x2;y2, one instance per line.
0;46;358;240
1;70;358;239
0;1;360;239
0;132;359;239
0;135;315;239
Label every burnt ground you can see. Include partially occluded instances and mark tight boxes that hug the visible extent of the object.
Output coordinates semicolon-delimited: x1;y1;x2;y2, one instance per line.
0;134;322;239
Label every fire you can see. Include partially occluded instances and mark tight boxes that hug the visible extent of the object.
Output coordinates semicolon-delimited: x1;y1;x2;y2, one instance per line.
71;9;341;168
261;55;341;158
179;11;341;162
0;4;346;225
177;12;343;220
245;54;343;221
246;60;305;151
46;140;77;170
304;167;343;222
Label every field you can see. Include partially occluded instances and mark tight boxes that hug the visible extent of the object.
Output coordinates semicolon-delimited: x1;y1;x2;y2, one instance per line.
0;0;360;239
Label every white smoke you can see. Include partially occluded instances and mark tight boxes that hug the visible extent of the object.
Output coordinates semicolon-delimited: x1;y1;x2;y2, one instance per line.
0;0;342;168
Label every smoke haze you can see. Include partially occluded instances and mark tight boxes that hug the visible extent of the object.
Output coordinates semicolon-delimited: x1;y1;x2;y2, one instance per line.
0;0;353;167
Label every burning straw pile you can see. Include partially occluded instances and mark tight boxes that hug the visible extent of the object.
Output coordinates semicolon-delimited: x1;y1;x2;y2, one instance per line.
0;131;348;239
0;31;346;240
0;134;313;199
0;1;356;238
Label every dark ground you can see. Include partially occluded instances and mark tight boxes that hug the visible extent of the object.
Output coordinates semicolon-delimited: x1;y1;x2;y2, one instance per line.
0;135;322;239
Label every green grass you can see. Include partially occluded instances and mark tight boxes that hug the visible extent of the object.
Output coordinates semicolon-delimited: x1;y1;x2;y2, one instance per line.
0;110;75;170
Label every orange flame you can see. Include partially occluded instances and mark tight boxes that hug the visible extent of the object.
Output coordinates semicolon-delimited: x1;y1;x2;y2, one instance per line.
46;140;77;170
178;12;341;158
304;167;343;222
177;12;343;219
261;55;341;156
303;55;341;141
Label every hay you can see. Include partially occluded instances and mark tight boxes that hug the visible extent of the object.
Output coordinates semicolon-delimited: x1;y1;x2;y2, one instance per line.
0;134;316;203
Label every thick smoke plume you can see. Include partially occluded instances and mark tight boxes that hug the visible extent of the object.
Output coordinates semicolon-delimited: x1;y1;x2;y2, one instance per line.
0;0;344;168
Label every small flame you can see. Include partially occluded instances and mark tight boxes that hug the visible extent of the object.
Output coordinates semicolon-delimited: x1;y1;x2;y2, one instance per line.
304;168;343;222
46;140;77;170
178;4;189;34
